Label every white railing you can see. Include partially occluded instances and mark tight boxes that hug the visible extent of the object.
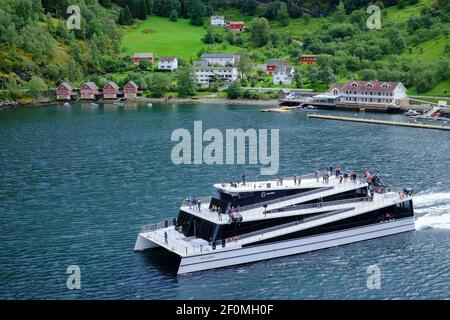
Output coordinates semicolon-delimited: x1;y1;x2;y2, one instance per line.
140;219;177;233
178;178;369;223
232;180;367;222
227;194;404;247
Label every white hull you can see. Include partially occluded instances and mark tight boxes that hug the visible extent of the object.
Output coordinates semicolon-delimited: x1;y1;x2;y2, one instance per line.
177;217;415;274
134;233;161;251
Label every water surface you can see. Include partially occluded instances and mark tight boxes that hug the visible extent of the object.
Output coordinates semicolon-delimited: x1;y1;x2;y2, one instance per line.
0;103;449;299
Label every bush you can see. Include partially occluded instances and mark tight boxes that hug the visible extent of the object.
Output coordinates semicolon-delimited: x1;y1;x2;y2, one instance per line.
27;76;47;99
226;81;241;99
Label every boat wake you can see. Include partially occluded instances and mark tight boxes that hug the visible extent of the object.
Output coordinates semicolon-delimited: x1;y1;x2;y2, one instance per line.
414;191;450;230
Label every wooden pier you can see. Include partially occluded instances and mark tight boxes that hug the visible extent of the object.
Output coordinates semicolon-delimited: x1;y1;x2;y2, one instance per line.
307;114;450;131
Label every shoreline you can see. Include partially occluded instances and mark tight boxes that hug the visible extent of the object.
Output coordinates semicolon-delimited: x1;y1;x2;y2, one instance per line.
0;97;279;109
131;97;279;106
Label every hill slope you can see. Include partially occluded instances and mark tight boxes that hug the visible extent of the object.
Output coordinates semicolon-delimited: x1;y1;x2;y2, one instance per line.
119;0;450;96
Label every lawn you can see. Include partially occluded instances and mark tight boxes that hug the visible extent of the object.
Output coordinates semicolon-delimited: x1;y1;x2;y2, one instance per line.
121;16;241;61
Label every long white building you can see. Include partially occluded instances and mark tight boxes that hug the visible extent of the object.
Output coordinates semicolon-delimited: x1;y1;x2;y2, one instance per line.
194;66;238;86
330;80;407;105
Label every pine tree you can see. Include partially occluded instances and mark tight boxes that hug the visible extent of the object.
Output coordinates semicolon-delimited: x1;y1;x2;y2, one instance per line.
146;0;153;14
124;6;133;25
139;0;148;20
118;10;126;25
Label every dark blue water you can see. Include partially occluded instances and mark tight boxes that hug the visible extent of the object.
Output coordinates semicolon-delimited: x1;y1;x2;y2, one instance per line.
1;103;449;299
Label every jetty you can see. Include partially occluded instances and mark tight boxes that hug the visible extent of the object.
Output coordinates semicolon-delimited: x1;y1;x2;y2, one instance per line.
307;114;450;131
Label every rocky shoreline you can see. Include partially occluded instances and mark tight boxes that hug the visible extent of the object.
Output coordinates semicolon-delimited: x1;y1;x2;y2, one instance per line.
0;97;58;110
0;100;20;109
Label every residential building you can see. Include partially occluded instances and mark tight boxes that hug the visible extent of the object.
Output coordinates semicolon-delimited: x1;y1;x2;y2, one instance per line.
300;54;318;65
103;81;120;99
132;53;155;65
211;16;226;26
194;66;238;86
273;65;295;85
330;80;407;105
228;21;245;32
200;53;239;67
123;81;139;99
158;56;178;71
56;82;76;101
80;82;100;100
267;59;287;74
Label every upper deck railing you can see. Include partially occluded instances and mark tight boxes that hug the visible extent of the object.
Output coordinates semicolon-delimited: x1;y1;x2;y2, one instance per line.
140;219;177;233
264;196;370;214
239;186;334;212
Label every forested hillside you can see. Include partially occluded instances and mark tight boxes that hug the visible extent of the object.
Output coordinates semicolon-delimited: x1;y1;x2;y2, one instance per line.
0;0;449;101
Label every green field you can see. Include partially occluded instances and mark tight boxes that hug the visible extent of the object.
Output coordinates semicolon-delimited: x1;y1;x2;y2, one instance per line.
121;17;240;61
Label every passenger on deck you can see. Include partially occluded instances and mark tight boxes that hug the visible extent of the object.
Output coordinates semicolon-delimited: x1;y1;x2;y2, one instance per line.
164;231;168;244
352;172;357;184
242;174;247;186
315;170;320;182
335;168;340;178
197;199;202;211
293;175;297;185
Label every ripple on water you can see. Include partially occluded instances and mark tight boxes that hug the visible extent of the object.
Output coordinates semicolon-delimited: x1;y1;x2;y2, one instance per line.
0;104;449;299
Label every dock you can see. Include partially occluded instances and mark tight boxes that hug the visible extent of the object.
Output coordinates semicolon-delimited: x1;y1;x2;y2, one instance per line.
307;114;450;131
261;106;301;112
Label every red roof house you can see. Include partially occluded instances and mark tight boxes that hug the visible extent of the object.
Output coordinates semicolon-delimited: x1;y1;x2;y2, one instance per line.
80;82;100;100
103;81;120;99
228;21;245;32
56;82;75;101
123;81;139;99
267;59;287;75
330;80;407;105
300;54;318;65
132;53;155;65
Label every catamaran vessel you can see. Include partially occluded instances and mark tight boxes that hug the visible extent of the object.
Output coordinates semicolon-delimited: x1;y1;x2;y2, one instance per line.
135;170;415;274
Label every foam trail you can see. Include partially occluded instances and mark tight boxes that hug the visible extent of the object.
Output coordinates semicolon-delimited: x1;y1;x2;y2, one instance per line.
413;191;450;230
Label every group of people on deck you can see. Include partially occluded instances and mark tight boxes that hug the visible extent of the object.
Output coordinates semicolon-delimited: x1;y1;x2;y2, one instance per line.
185;197;202;211
315;165;372;186
210;204;223;221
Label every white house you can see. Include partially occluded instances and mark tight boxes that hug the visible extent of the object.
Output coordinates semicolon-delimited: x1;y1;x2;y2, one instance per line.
200;53;239;67
330;80;407;105
194;66;238;86
273;65;295;85
211;16;226;26
158;56;178;71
